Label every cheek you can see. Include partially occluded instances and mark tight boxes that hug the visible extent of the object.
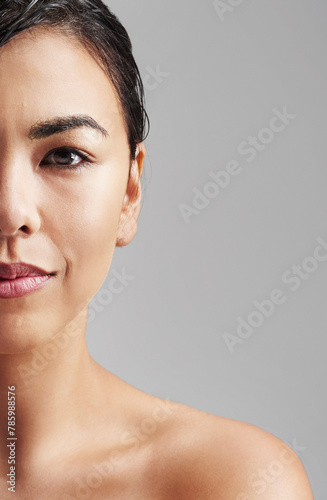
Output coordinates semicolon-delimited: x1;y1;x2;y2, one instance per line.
47;168;126;304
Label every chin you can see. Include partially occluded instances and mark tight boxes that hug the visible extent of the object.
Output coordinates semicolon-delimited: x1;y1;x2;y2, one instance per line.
0;311;57;355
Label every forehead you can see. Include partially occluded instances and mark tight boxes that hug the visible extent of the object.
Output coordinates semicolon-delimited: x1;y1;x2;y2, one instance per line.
0;28;122;135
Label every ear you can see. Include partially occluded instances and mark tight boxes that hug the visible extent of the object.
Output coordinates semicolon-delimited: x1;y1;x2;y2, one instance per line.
116;143;146;247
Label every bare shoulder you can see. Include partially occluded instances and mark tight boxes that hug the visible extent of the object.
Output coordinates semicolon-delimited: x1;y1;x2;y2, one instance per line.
145;397;314;500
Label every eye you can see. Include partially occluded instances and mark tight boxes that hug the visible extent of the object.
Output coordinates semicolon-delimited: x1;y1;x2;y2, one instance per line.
40;147;93;170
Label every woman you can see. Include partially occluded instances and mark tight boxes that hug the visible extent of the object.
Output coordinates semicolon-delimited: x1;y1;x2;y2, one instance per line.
0;1;314;498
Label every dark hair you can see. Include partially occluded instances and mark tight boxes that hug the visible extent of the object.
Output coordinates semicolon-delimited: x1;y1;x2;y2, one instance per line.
0;0;150;165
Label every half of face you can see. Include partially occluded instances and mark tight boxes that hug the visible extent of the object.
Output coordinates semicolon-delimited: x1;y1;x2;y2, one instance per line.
0;28;145;353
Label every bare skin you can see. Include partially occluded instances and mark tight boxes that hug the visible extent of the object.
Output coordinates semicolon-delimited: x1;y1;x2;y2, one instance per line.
0;29;314;499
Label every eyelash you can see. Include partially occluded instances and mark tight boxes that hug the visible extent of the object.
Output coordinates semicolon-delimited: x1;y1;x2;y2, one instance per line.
40;147;93;171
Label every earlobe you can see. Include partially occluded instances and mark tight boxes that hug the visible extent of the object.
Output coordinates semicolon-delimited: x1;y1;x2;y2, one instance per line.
116;143;146;247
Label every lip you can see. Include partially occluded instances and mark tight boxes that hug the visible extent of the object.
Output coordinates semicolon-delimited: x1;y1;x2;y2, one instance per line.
0;262;56;299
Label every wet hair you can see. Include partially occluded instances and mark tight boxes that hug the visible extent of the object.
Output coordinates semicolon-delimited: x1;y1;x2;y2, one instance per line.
0;0;149;165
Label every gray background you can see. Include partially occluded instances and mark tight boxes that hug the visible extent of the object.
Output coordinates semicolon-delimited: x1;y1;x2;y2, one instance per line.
86;1;326;496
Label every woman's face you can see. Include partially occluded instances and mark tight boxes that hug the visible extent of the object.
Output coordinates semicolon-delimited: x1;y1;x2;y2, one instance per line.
0;29;143;354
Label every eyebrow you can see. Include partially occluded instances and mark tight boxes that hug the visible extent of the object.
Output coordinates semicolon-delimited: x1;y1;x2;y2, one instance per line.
28;114;109;140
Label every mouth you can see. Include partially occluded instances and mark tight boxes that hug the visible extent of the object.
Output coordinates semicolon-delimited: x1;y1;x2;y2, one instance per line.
0;262;55;280
0;262;56;298
0;276;55;280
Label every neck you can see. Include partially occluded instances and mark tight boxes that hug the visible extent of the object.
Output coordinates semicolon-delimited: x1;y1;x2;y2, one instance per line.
0;308;108;472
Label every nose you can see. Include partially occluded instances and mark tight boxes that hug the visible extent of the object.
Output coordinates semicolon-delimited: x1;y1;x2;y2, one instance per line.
0;160;41;237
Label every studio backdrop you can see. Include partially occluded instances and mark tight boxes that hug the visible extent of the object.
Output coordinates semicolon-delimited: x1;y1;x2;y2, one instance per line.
86;1;327;497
